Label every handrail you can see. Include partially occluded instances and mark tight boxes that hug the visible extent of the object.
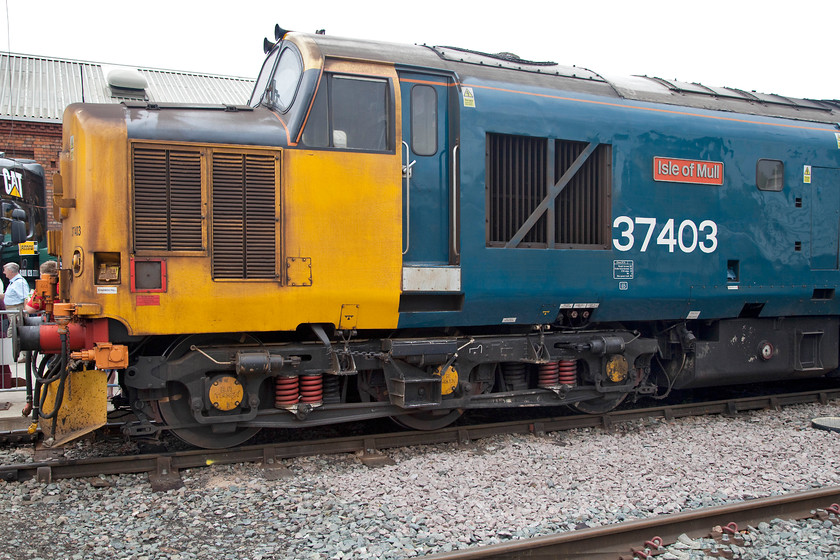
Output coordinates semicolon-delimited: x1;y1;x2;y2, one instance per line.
402;141;415;256
451;144;460;258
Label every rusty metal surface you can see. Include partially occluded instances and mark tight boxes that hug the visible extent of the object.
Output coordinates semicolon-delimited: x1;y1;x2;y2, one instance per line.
41;368;108;447
419;486;840;560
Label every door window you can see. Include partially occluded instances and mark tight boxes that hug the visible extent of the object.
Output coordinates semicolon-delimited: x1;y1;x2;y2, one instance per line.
411;85;437;156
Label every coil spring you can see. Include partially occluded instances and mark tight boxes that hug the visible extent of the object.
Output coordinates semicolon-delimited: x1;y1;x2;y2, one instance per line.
502;362;528;391
299;374;324;403
322;375;341;404
558;359;577;386
538;361;560;388
274;376;299;407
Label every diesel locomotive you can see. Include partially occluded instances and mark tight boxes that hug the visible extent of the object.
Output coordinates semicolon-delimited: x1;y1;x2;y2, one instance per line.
18;27;840;448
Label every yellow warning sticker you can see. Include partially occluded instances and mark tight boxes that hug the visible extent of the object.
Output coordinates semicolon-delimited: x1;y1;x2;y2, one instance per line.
463;87;475;108
804;165;812;184
18;241;36;255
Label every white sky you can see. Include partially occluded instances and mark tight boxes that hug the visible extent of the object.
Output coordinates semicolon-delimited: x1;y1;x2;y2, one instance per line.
3;0;838;101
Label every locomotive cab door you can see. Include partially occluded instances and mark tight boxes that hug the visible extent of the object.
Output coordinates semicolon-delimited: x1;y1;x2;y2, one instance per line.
810;167;840;270
398;71;461;294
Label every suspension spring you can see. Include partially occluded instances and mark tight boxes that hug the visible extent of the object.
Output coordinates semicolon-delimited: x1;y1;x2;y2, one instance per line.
299;374;324;404
501;362;528;391
538;361;560;388
274;376;299;407
322;375;341;404
558;359;577;386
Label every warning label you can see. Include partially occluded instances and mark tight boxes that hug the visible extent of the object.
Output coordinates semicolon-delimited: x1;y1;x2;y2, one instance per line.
462;87;475;108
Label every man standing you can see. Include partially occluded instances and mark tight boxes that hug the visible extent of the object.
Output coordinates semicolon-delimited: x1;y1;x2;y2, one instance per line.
2;263;28;337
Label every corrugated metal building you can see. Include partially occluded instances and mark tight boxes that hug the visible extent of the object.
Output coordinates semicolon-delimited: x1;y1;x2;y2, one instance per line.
0;52;256;226
1;52;255;122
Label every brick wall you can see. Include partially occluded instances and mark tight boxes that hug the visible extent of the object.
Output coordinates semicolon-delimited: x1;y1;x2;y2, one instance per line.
0;119;62;229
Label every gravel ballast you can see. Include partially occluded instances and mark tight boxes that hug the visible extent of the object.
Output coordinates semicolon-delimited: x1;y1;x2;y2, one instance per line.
2;401;840;559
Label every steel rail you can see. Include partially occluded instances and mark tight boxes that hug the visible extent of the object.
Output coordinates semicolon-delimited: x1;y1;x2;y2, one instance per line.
0;387;838;489
419;486;840;559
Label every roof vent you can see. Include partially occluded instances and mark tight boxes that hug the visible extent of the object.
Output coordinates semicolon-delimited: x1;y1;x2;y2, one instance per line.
107;68;148;90
105;67;148;101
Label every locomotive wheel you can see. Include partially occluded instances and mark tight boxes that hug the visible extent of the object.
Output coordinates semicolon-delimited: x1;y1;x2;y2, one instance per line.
154;334;262;449
571;392;628;414
154;383;260;449
391;409;463;430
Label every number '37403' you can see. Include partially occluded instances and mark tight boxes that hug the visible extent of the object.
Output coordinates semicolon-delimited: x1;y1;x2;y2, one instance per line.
612;216;717;254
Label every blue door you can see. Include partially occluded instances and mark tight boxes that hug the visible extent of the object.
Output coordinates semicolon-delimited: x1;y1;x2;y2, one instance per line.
399;72;456;266
810;167;840;270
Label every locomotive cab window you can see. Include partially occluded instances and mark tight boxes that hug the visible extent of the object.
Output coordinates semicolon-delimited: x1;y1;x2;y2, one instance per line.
267;48;303;112
249;47;281;107
302;74;392;151
756;159;784;191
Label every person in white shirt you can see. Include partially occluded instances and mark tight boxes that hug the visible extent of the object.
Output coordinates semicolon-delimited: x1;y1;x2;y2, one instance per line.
2;263;28;337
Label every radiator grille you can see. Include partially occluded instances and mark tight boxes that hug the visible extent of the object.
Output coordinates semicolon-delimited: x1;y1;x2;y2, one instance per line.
555;142;611;247
486;133;611;249
211;153;278;279
133;148;203;251
486;134;547;246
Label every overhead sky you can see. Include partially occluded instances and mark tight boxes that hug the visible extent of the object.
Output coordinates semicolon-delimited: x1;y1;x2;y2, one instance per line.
2;0;838;101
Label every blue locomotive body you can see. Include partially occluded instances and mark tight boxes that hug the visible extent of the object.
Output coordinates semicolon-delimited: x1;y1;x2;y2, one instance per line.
398;71;840;329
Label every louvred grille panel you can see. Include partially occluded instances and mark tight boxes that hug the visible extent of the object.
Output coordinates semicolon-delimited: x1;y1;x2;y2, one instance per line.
486;134;547;246
133;147;203;251
211;153;277;279
486;133;610;249
554;142;611;247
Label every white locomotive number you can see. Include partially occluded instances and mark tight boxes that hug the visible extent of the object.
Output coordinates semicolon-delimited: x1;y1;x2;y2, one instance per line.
612;216;718;254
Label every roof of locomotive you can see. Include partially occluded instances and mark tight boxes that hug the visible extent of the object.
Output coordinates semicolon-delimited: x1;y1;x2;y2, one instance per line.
292;32;840;125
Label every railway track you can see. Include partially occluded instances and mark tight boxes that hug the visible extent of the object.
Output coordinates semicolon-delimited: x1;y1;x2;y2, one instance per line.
1;387;838;491
419;486;840;559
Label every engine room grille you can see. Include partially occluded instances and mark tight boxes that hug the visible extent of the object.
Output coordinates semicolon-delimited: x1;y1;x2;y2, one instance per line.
486;133;611;249
486;134;548;246
133;147;203;251
211;153;278;279
555;141;611;247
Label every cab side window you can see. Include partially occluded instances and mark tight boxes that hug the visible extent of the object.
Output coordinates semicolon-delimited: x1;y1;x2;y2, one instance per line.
303;74;391;151
756;159;784;191
249;48;280;107
270;49;303;111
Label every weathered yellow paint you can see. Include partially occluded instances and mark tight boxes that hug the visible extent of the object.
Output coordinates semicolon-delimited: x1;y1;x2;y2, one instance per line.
41;368;108;447
208;376;244;411
58;57;403;337
606;354;629;383
435;365;459;396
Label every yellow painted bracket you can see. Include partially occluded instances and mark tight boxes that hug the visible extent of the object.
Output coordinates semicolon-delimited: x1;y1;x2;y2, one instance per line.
41;369;107;447
339;304;359;330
